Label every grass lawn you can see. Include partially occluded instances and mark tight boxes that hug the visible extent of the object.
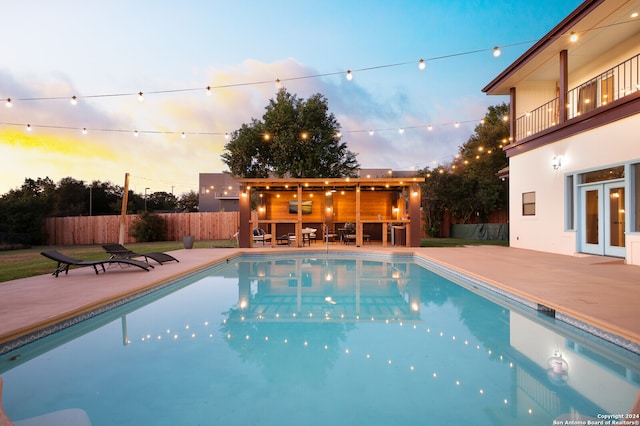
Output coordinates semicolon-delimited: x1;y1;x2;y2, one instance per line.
0;238;507;283
0;240;237;283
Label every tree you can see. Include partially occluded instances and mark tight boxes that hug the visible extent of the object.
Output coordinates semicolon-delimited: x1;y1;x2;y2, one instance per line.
0;178;56;244
222;90;359;178
54;177;88;217
147;191;178;212
420;103;509;235
129;211;167;242
178;190;199;212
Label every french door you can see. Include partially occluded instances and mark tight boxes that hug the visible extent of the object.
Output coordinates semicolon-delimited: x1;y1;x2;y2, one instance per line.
580;182;626;257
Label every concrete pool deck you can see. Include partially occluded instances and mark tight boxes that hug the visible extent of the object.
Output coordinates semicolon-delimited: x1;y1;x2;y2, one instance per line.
0;245;639;354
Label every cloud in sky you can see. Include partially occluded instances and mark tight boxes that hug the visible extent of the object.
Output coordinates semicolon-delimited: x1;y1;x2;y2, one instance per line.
0;57;491;194
0;0;583;195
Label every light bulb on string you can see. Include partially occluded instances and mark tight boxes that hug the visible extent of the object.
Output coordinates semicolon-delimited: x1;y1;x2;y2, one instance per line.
134;130;139;137
275;79;283;90
206;86;213;96
224;133;230;140
493;47;501;57
26;124;32;132
82;128;88;135
5;98;11;108
427;124;433;131
418;59;426;70
369;129;374;136
138;92;144;102
70;96;78;105
569;32;578;43
398;128;404;134
181;132;186;139
346;70;353;81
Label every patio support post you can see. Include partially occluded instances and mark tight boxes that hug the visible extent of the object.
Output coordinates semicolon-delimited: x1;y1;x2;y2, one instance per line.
559;49;568;124
356;184;362;246
239;185;251;248
296;184;303;247
408;182;421;247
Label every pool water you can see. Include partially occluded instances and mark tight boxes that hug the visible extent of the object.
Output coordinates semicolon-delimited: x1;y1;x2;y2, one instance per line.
1;254;639;425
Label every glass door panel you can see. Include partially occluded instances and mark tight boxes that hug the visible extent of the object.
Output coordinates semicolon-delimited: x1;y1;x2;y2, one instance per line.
585;189;599;245
605;184;625;257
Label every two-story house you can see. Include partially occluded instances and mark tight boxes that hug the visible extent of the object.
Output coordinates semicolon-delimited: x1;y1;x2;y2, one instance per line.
483;0;640;265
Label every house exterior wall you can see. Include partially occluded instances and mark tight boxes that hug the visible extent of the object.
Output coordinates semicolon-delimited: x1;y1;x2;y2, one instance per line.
508;114;640;263
485;1;640;265
515;81;557;119
198;173;241;212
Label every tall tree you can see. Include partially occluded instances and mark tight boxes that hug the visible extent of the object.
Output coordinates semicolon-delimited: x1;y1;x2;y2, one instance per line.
0;177;56;243
420;103;509;235
222;90;359;178
178;190;199;212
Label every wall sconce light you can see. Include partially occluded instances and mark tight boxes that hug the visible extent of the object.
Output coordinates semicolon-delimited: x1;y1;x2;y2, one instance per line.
552;155;562;170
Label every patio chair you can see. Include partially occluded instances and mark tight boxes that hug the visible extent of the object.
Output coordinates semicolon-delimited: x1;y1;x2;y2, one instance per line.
41;250;152;277
276;234;291;245
252;228;272;245
102;243;179;265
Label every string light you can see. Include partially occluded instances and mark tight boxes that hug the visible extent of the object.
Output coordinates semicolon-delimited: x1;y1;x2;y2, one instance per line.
70;96;78;105
138;91;144;102
569;32;578;42
5;98;11;108
346;70;353;80
418;59;426;70
493;46;501;57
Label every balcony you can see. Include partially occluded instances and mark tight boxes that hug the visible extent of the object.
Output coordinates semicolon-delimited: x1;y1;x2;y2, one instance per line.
515;53;640;142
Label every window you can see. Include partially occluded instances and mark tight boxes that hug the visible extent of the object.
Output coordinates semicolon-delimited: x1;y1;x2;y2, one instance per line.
522;192;536;216
577;80;597;115
565;175;574;230
601;73;614;106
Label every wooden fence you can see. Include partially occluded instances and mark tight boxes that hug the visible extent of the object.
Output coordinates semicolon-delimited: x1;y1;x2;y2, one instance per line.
45;212;240;245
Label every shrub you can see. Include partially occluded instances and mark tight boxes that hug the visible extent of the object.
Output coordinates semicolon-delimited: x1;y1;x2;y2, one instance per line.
129;211;167;242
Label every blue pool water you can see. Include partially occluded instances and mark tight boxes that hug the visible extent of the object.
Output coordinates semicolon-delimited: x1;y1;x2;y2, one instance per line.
1;254;639;425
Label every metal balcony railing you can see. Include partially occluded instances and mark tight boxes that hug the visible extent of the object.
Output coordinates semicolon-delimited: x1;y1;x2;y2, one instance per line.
515;53;639;142
214;191;240;199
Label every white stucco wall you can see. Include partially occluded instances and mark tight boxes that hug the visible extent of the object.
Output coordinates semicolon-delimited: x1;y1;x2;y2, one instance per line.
509;114;640;262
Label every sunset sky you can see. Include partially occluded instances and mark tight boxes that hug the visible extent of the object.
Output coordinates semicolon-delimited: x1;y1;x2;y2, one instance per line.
0;0;583;196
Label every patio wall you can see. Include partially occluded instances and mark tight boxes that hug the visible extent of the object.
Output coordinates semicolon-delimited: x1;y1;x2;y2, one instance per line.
44;212;240;245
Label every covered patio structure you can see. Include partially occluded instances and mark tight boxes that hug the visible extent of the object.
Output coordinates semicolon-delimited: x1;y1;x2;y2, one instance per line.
235;177;424;248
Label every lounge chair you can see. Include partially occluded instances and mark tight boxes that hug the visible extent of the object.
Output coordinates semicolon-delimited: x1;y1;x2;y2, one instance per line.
41;250;152;277
102;243;179;265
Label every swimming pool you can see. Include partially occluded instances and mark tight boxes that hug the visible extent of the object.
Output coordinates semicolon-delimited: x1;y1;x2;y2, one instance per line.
1;253;639;425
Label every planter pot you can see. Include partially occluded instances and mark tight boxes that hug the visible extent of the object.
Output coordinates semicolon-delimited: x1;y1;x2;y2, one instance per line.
183;235;195;249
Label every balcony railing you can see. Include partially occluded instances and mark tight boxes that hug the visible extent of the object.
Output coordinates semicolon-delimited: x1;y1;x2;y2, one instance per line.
515;53;639;142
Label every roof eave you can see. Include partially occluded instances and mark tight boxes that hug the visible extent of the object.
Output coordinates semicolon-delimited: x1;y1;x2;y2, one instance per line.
482;0;604;95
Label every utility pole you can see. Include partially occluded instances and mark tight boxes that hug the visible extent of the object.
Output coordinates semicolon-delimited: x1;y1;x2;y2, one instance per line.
119;173;130;244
